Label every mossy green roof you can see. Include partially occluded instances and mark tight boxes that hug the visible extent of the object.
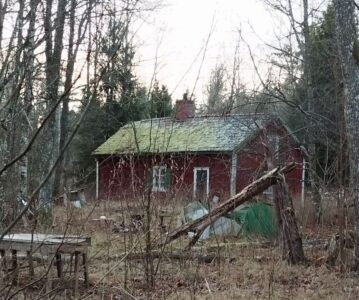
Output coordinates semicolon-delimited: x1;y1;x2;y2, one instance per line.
93;114;269;155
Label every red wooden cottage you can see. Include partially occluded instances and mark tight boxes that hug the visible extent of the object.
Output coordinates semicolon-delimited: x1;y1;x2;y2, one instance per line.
93;99;306;202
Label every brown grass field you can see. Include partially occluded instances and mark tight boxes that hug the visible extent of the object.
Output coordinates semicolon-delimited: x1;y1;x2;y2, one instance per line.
1;196;358;299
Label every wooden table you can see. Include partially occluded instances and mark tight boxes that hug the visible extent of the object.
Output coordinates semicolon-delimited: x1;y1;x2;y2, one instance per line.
0;233;91;296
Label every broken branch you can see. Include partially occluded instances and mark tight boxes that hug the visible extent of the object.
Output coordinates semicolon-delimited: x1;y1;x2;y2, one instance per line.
157;163;296;248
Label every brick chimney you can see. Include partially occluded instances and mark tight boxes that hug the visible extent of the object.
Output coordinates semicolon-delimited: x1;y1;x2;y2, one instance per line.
175;93;195;121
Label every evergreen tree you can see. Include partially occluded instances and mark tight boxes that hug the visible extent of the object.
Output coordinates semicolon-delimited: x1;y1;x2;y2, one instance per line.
149;81;173;118
99;18;147;138
71;97;107;179
72;17;148;180
287;5;345;183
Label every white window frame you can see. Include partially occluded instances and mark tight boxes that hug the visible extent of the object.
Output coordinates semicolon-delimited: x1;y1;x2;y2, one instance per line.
193;167;209;197
152;166;167;192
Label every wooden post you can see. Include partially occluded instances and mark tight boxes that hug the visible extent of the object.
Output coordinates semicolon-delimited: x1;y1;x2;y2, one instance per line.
69;253;74;274
0;249;7;280
27;250;34;278
11;250;18;285
46;255;54;295
82;252;89;288
74;252;80;298
56;253;63;278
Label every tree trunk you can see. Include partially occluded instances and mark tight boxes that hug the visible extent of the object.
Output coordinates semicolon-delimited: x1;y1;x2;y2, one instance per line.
263;130;306;264
40;0;67;212
274;173;306;264
302;0;323;222
19;0;39;226
53;0;91;197
333;0;359;271
0;0;8;52
53;0;77;198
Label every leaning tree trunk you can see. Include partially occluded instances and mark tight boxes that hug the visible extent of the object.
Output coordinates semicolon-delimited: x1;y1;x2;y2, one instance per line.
158;163;297;249
263;130;306;264
333;0;359;271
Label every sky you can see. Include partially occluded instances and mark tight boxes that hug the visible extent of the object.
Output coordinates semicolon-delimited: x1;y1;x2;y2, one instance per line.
134;0;279;104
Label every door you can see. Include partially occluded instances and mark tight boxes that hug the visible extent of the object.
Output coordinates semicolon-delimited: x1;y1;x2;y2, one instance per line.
194;167;209;199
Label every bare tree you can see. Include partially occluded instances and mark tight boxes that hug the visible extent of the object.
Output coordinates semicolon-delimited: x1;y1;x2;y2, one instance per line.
52;0;93;198
204;63;227;114
261;0;324;220
333;0;359;271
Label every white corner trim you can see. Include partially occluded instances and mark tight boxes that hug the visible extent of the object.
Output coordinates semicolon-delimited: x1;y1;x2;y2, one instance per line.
230;152;237;197
96;159;99;200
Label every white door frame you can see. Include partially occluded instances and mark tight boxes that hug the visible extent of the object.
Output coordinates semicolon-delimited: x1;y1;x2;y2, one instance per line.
193;167;209;197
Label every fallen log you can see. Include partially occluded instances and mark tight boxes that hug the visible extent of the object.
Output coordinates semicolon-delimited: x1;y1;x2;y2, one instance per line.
95;250;229;263
127;251;226;263
157;163;296;248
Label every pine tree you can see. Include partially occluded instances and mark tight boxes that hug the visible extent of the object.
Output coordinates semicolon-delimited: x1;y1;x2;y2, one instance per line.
149;81;173;118
71;17;149;181
286;5;346;184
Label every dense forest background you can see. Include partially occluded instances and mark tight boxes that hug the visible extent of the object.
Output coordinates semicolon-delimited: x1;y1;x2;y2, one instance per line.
0;0;356;231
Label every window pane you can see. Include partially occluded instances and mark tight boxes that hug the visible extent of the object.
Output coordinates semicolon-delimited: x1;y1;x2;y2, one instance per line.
152;166;167;191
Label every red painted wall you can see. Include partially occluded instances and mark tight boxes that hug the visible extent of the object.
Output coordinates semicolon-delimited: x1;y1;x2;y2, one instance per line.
235;124;304;197
98;153;232;201
97;123;305;201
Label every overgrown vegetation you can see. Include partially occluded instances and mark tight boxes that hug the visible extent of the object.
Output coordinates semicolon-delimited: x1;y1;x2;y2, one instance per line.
2;0;359;298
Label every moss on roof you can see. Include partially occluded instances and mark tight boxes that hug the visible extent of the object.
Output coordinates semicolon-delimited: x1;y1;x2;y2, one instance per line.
93;114;270;155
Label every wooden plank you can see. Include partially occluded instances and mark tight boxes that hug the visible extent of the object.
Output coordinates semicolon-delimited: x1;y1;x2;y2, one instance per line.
0;242;89;256
0;233;90;245
0;241;90;254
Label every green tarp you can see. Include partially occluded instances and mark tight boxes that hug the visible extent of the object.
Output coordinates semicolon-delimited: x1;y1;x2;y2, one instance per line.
229;203;278;238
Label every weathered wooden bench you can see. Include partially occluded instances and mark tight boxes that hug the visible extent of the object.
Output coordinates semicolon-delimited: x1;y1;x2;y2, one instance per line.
0;233;91;296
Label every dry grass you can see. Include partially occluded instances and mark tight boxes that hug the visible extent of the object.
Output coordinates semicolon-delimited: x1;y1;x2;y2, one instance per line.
2;196;359;299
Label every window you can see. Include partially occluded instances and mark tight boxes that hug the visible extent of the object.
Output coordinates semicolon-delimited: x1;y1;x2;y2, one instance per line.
152;166;170;192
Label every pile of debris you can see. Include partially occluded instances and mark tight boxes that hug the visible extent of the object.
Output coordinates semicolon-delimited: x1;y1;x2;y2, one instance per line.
177;201;278;241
